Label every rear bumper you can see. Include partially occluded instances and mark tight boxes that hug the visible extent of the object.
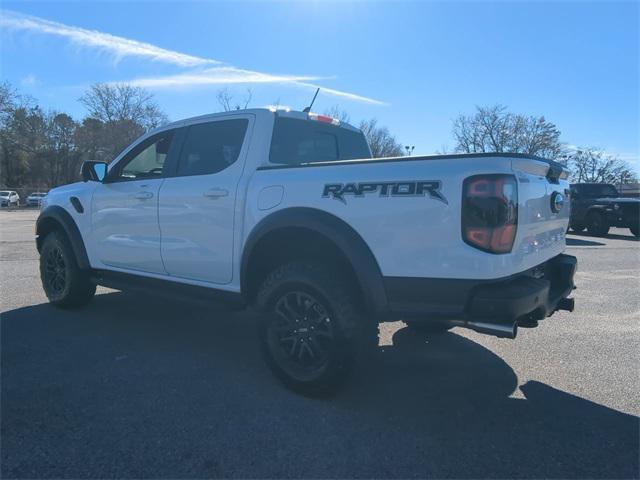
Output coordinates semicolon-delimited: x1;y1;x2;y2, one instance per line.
384;253;577;338
467;254;576;321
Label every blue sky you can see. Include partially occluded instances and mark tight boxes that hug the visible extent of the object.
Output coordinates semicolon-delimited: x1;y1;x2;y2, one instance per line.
1;1;638;168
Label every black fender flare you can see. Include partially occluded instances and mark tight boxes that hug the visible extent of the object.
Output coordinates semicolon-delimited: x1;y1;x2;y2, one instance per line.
240;207;388;316
36;206;91;270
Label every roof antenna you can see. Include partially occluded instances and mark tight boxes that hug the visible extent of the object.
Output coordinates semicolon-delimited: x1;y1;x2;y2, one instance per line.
303;88;320;113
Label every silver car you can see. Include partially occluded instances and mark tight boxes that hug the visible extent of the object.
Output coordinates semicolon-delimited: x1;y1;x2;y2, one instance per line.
26;192;47;207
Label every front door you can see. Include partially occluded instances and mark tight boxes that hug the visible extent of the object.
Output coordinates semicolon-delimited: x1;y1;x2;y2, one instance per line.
91;129;178;274
158;115;252;284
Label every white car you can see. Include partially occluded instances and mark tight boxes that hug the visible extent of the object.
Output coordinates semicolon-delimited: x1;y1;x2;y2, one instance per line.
35;108;577;395
0;190;20;207
26;192;47;207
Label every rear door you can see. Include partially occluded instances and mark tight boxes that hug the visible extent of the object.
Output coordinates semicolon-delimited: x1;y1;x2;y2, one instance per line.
158;114;252;284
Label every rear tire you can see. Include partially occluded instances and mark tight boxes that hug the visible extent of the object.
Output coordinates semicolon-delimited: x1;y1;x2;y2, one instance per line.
40;231;96;308
404;320;452;333
586;212;610;236
256;261;376;397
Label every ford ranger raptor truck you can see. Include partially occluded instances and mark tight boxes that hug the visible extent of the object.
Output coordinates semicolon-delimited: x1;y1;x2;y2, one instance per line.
568;182;639;237
36;108;577;395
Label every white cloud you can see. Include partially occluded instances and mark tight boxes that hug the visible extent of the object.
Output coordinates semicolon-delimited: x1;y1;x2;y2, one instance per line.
0;9;216;67
20;73;37;86
297;82;389;106
124;67;327;88
1;9;387;106
122;69;386;105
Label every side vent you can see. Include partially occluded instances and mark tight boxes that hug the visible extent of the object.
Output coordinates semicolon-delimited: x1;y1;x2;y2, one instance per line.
70;197;84;214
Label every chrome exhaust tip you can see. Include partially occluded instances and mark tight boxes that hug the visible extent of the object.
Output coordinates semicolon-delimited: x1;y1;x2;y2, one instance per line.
466;320;517;339
557;298;575;312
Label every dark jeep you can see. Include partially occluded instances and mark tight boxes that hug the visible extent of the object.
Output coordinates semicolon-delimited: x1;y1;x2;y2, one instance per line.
569;183;639;237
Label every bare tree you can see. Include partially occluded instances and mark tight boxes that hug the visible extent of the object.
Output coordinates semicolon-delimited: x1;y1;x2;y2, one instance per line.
79;83;167;130
216;87;253;112
452;104;563;159
78;84;168;161
358;118;405;158
323;105;351;124
565;147;637;184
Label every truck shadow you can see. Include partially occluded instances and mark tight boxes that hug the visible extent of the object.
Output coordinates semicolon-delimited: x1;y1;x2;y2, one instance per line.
1;292;638;479
602;232;640;241
566;237;606;246
572;231;639;242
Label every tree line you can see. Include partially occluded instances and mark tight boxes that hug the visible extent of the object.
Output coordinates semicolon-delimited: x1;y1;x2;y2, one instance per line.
451;104;636;184
0;81;635;190
0;82;167;189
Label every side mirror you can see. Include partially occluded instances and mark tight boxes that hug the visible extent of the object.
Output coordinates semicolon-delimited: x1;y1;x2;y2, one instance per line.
81;161;107;183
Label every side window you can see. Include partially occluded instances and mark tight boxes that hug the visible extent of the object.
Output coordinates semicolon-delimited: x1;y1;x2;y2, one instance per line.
112;130;174;181
177;119;248;177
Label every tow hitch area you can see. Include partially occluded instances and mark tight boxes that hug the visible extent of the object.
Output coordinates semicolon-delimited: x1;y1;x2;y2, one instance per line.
460;254;577;339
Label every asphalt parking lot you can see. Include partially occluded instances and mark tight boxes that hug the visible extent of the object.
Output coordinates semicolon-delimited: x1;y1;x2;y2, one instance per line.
1;209;638;479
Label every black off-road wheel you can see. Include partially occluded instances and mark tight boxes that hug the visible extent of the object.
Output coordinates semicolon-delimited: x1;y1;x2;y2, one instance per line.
256;261;377;397
630;225;639;238
40;231;96;308
404;320;452;333
586;212;610;237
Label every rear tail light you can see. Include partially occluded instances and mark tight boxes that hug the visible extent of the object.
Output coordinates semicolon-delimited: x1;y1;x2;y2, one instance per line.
462;174;518;254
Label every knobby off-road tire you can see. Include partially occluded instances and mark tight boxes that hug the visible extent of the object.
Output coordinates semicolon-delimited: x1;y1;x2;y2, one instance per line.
256;261;378;397
586;212;610;237
404;320;452;334
40;231;96;308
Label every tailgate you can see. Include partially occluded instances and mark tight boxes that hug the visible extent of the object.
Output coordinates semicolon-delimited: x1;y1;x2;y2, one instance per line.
511;158;570;270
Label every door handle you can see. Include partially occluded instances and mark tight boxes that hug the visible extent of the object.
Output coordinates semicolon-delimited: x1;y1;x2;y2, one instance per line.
203;188;229;198
133;191;154;200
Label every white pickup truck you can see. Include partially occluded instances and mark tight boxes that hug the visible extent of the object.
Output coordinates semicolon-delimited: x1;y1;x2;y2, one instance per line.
36;108;577;395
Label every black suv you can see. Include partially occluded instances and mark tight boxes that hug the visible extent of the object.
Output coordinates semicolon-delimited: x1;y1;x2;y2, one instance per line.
569;183;639;237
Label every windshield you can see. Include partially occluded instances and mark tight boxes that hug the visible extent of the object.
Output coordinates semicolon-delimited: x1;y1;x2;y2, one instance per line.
0;191;10;196
575;184;619;198
269;117;371;165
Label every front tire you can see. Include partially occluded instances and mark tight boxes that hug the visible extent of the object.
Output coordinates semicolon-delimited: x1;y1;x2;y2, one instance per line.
40;231;96;308
586;212;610;236
256;261;376;396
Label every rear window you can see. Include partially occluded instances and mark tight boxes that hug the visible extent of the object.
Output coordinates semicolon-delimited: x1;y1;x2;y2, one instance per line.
269;117;371;165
